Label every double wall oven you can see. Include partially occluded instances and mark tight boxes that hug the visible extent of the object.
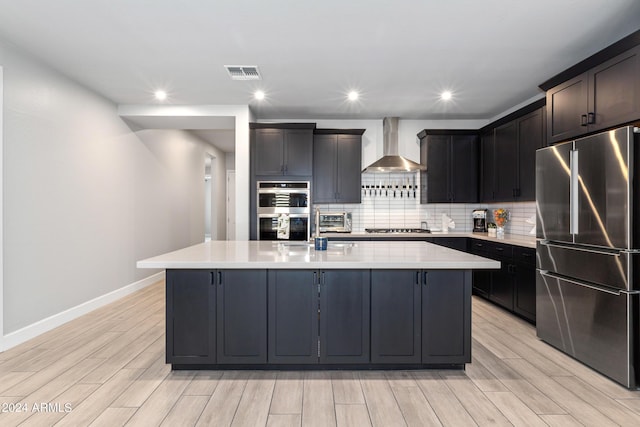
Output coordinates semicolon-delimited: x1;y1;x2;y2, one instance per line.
257;181;310;241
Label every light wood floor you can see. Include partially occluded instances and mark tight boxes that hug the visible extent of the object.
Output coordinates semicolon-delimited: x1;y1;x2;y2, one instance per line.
1;281;640;426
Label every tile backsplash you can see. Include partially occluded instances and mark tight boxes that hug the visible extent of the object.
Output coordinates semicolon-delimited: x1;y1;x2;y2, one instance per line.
315;172;536;236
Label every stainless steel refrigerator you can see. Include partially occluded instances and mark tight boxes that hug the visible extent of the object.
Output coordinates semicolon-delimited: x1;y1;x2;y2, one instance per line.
536;126;640;389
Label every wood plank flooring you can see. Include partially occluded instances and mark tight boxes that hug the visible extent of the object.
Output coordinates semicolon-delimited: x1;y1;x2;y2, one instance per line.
1;280;640;426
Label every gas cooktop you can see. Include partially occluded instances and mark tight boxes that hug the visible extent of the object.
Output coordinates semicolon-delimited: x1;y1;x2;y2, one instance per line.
365;228;431;234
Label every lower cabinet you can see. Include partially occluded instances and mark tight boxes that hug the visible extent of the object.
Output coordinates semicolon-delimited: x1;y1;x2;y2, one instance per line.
370;269;471;364
430;237;468;251
370;270;421;364
216;270;268;364
267;269;370;364
167;267;473;367
166;270;216;364
320;270;370;363
470;239;536;323
512;247;536;322
267;270;318;364
422;270;471;364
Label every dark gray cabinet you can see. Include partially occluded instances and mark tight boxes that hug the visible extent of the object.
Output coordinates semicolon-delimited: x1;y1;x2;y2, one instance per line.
320;270;370;363
512;247;536;322
371;270;421;364
480;129;496;202
268;270;318;364
547;45;640;144
216;270;268;364
419;131;478;203
166;269;216;365
482;107;544;202
252;125;314;176
422;270;471;364
268;269;370;364
371;269;472;364
470;239;536;323
313;131;364;203
430;237;468;251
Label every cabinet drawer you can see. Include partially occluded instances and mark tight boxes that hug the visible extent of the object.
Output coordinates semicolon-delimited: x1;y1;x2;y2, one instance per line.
482;241;513;259
513;246;536;266
469;239;490;255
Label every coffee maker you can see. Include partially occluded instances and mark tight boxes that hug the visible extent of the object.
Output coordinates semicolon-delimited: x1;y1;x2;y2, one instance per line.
472;209;487;232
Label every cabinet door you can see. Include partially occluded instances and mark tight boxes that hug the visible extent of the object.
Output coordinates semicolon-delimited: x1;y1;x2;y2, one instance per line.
589;46;640;132
480;130;496;202
494;121;518;201
255;129;285;175
268;270;318;364
166;270;216;364
513;247;536;323
371;270;421;364
490;260;514;311
513;264;536;323
217;270;267;364
422;271;471;364
424;135;451;203
517;108;544;201
284;129;313;176
313;135;338;203
335;135;362;203
450;135;478;202
547;74;589;144
320;270;370;364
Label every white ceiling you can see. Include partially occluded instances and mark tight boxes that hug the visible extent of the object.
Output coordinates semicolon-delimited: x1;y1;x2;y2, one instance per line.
0;0;639;123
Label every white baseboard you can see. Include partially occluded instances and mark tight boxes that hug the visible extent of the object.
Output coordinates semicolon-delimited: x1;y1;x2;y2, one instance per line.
0;272;164;352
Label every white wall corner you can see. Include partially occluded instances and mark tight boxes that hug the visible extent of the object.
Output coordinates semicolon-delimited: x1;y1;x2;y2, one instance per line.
0;272;163;353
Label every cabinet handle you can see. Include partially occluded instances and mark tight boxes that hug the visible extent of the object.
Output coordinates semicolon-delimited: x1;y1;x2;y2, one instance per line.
496;247;504;252
423;271;428;285
416;271;420;285
587;112;595;125
581;114;588;126
217;271;222;285
521;252;533;258
210;271;215;285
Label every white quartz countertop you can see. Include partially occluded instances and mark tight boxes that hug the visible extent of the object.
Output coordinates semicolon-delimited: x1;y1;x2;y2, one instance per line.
321;231;537;249
137;240;501;270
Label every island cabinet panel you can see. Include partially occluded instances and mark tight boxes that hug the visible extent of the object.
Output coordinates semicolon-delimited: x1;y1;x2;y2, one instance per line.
320;270;370;364
268;270;319;364
370;270;421;364
166;270;216;364
422;271;471;364
216;270;267;364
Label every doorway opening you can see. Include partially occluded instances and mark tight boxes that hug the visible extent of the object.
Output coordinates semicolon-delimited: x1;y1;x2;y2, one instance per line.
204;154;214;242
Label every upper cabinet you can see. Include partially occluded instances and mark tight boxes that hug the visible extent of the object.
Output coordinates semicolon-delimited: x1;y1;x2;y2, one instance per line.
313;130;364;204
545;45;640;144
480;105;545;203
251;123;315;176
419;131;478;204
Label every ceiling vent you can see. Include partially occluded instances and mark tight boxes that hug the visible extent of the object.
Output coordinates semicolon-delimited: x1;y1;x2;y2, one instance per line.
224;65;262;80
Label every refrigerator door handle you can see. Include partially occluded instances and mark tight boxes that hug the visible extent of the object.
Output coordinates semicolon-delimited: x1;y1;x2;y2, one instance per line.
539;241;621;257
539;271;622;295
570;149;579;235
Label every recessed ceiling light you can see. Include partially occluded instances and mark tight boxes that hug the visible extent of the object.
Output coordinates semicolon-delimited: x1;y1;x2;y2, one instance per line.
254;90;265;100
154;90;167;101
348;91;359;101
440;91;452;101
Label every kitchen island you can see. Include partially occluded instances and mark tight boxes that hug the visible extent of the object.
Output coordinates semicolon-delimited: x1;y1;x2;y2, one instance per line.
137;240;499;370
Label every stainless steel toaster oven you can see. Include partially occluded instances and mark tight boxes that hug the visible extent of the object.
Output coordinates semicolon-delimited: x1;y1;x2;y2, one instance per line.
318;212;352;233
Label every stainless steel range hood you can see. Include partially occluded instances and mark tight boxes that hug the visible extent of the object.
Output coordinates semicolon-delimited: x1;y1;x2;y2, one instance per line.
362;117;425;173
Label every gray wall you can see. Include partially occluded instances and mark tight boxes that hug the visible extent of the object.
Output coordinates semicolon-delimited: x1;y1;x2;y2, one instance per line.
1;39;225;334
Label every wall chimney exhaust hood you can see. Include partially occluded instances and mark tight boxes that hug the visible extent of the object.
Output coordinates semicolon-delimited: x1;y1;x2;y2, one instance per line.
362;117;425;173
